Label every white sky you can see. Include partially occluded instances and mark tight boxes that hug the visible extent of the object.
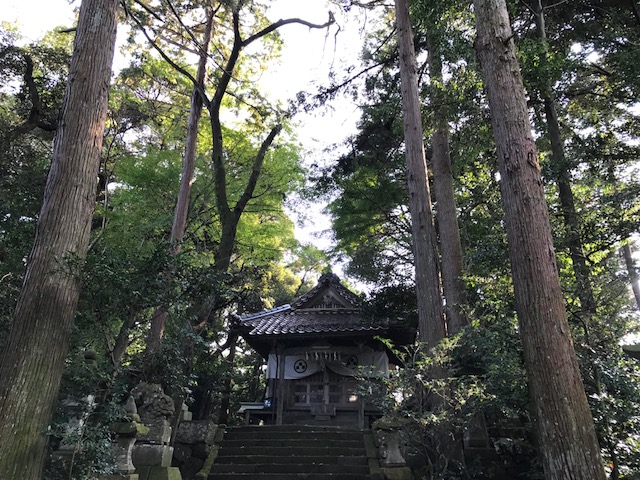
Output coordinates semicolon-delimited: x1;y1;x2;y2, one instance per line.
0;0;369;260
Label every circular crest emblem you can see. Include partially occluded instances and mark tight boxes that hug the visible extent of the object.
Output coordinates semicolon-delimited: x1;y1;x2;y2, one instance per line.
345;355;359;369
293;359;308;373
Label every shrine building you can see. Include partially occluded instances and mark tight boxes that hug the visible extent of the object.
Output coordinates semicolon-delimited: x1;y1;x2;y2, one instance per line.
234;273;416;429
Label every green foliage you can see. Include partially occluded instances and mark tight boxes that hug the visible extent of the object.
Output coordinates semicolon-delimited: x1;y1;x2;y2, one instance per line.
588;351;640;479
312;69;412;283
134;328;205;398
45;351;124;480
361;315;539;478
0;25;72;130
363;284;418;330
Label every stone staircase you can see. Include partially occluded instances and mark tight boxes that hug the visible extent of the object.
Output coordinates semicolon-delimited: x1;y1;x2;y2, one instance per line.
208;425;376;480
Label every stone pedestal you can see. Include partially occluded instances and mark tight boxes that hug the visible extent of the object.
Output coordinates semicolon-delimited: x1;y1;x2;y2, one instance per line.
56;395;97;454
136;465;182;480
138;419;172;445
130;383;179;480
464;414;492;448
381;466;414;480
173;420;220;478
372;417;414;480
375;429;407;467
132;444;174;467
110;420;149;476
180;403;192;422
113;436;137;474
175;420;217;446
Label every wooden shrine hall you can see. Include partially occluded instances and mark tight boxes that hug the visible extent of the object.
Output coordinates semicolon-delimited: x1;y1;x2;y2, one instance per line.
234;273;416;429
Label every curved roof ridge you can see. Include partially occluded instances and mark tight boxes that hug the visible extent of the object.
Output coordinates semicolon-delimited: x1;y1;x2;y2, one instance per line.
240;303;291;322
290;273;362;309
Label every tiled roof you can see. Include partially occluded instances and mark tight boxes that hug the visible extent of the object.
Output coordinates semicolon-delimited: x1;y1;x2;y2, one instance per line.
241;308;388;336
238;273;382;338
237;274;416;356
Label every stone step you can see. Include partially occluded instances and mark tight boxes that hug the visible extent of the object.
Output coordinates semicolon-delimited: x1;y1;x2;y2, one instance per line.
221;438;363;448
218;445;366;457
226;425;352;433
214;455;368;466
210;463;370;474
209;426;373;480
208;474;371;480
224;429;363;442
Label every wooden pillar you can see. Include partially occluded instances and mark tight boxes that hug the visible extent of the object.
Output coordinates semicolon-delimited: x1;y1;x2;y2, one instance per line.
323;367;330;405
358;396;365;430
276;348;285;425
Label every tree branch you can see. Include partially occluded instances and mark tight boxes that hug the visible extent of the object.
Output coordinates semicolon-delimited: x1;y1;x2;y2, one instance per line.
210;10;245;222
241;13;336;48
130;0;165;22
233;124;283;219
4;47;57;135
163;0;215;58
211;10;242;114
122;0;212;111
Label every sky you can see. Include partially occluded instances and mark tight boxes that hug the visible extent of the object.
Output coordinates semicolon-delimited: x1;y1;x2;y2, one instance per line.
0;0;364;144
0;0;370;260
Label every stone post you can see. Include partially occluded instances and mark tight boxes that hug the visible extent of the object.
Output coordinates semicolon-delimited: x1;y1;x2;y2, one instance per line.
102;395;149;480
372;417;414;480
130;382;182;480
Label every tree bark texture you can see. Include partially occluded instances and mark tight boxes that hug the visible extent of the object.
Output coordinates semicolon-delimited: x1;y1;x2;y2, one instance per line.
171;9;213;249
473;1;606;479
0;0;118;478
394;0;445;348
426;30;468;336
147;9;214;352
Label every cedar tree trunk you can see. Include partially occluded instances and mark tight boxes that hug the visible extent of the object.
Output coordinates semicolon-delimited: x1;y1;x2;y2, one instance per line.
394;0;445;348
533;1;597;319
426;30;468;335
147;8;214;351
0;0;118;477
473;1;606;479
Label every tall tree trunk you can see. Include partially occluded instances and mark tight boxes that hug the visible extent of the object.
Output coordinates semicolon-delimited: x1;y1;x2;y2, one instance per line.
622;241;640;309
424;27;468;466
426;30;468;336
473;1;606;479
394;0;445;348
533;1;605;412
170;9;214;250
0;1;118;477
147;9;214;351
533;0;598;320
